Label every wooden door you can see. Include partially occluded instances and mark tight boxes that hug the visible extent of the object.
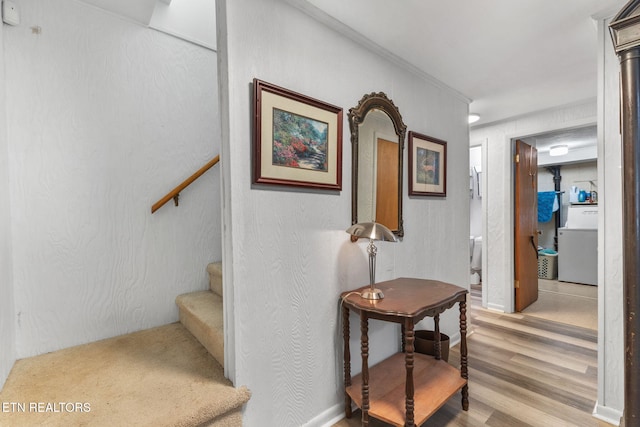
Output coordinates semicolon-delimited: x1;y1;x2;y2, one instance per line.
514;140;539;311
376;138;399;230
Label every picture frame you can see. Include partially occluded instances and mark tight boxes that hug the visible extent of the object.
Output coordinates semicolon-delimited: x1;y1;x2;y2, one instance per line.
408;131;447;196
253;78;343;190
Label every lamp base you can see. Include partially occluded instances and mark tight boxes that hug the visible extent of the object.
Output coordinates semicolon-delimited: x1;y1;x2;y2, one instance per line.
361;288;384;300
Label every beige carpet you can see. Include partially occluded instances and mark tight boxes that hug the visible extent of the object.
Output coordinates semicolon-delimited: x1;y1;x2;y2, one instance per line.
521;279;597;330
0;323;250;427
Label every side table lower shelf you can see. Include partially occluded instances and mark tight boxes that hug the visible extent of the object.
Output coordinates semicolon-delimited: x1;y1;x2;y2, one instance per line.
346;352;466;426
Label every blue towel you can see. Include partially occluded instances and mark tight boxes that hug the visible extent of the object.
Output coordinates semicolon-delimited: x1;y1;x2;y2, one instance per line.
538;191;556;223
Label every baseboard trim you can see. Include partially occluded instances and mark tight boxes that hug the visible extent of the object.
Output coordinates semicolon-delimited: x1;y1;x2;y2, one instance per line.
593;401;623;426
448;331;461;347
486;302;505;312
303;402;347;427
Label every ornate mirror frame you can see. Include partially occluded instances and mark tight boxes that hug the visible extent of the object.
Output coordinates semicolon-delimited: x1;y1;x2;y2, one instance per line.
349;92;406;237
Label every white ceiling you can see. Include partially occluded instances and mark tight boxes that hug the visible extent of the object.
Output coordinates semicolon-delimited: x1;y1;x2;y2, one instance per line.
522;125;597;150
303;0;627;127
78;0;627;131
522;124;598;165
75;0;626;126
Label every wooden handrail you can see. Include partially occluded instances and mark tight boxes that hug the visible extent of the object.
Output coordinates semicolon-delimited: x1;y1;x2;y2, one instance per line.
151;155;220;213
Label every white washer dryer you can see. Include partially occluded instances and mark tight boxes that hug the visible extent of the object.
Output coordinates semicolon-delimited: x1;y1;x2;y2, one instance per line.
558;205;598;286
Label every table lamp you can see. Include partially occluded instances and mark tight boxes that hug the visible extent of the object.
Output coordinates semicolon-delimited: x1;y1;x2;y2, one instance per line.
346;221;397;300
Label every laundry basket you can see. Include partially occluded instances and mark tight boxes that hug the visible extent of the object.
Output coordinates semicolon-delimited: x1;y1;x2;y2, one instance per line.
538;252;558;280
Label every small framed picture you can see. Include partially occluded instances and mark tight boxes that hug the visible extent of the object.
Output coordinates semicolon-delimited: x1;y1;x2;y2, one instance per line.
408;131;447;196
253;79;343;190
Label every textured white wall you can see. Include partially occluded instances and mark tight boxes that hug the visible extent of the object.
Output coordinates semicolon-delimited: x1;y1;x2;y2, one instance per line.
218;0;469;425
0;19;16;390
5;0;221;358
595;15;624;425
470;100;597;312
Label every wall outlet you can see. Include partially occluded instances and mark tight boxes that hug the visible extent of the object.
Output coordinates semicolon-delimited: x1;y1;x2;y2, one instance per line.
2;1;20;26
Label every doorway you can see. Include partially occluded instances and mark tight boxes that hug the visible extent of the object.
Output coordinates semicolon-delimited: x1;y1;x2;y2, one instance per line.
469;141;488;310
514;125;598;320
470;133;598;327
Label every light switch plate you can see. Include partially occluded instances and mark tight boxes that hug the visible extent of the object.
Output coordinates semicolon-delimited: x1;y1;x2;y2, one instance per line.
2;1;20;26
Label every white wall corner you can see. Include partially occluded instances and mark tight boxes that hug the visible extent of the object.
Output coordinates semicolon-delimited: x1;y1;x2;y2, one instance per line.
149;0;216;51
486;303;505;312
0;0;16;392
596;13;625;421
215;0;236;386
592;401;623;426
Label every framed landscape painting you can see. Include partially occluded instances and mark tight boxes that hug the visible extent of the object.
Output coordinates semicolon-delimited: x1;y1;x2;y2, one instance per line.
408;131;447;196
253;79;343;190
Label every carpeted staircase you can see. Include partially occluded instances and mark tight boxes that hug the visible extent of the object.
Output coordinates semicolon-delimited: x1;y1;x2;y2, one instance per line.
0;262;250;427
176;262;225;367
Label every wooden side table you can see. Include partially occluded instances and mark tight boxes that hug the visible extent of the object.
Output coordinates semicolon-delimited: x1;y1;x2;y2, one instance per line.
340;277;468;427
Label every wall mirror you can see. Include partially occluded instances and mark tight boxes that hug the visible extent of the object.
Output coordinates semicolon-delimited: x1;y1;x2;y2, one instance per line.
349;92;406;237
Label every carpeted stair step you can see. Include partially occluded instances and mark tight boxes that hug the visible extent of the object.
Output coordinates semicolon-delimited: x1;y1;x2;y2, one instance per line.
176;290;224;367
207;261;223;297
0;323;250;426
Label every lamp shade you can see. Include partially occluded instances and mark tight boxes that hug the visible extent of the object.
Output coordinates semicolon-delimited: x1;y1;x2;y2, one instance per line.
346;222;397;242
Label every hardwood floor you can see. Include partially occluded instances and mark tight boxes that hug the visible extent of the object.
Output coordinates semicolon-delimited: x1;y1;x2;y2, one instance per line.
522;279;597;330
332;285;613;427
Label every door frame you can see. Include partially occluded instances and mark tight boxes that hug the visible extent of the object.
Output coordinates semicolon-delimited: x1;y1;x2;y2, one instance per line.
471;138;489;310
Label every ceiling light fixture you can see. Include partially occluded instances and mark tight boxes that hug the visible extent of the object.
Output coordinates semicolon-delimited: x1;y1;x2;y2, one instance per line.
468;114;480;124
549;145;569;156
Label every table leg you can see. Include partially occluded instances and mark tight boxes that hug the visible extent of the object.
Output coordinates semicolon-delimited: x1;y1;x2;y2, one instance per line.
342;305;352;418
360;312;370;427
404;318;415;427
434;314;441;360
459;300;469;411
